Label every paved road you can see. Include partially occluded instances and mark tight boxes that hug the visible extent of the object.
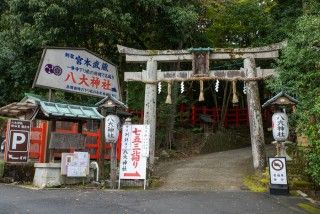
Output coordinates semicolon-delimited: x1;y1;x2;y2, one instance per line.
157;146;273;191
0;184;309;214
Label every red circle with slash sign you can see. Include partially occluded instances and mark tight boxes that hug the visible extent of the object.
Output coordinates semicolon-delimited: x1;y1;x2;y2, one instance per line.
271;159;284;171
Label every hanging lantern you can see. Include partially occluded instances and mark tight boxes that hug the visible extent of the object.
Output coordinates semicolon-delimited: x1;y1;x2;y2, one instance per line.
232;81;239;104
215;80;219;92
165;82;172;104
158;82;162;94
199;80;204;101
180;81;184;94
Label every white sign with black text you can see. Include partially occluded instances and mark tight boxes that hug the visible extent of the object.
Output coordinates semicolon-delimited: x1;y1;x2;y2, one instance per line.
269;157;288;185
272;112;289;142
105;115;120;143
66;152;90;177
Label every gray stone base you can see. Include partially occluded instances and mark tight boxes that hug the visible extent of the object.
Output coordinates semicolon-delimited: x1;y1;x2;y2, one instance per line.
33;163;92;188
33;163;62;188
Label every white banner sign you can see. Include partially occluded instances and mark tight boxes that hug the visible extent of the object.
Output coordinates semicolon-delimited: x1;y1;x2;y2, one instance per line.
269;157;288;185
272;112;289;141
119;125;150;180
34;48;120;99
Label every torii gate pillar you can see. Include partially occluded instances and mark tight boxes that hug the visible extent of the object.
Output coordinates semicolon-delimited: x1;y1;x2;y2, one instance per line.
144;59;157;166
244;57;266;171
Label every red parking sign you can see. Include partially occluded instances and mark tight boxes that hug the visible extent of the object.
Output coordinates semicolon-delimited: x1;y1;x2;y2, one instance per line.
5;119;31;163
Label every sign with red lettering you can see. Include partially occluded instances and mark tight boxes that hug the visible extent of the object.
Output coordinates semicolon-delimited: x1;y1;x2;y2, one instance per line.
33;48;120;99
119;125;150;180
5;119;31;163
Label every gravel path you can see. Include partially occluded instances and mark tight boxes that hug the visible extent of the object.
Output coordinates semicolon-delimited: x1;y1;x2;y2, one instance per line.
156;146;273;191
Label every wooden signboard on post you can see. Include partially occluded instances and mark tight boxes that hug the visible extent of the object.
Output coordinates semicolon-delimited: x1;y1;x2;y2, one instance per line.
5;119;31;163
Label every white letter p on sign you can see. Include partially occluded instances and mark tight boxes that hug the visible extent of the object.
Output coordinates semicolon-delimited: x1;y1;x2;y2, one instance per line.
11;133;26;150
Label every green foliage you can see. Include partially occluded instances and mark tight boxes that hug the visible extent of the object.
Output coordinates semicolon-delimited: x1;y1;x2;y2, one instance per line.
0;0;204;106
268;2;320;185
205;0;276;47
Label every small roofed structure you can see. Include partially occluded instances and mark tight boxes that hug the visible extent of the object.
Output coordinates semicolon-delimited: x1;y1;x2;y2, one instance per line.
0;102;37;119
0;93;104;121
262;91;298;108
39;101;103;121
95;94;130;117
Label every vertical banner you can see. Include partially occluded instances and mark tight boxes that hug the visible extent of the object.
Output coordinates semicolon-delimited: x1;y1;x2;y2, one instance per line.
119;125;150;182
5;119;31;163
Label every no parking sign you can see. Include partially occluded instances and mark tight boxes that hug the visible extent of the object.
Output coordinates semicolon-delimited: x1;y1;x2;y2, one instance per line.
268;157;289;195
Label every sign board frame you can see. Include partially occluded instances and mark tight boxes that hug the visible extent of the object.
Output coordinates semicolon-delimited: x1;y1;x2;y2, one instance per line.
268;157;289;195
118;124;150;190
4;119;31;163
33;47;121;100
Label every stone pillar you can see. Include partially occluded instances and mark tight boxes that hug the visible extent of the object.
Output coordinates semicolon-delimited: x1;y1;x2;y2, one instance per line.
143;59;157;166
244;57;266;171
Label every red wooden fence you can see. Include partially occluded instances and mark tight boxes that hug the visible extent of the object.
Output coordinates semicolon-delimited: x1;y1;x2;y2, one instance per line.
130;104;272;128
29;121;121;163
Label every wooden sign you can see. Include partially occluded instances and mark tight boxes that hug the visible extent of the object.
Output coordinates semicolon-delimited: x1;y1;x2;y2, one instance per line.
5;119;31;163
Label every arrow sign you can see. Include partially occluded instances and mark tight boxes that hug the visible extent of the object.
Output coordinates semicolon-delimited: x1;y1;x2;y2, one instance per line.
124;171;140;177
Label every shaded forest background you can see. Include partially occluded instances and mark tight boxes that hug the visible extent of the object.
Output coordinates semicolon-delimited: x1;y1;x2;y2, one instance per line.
1;0;320;184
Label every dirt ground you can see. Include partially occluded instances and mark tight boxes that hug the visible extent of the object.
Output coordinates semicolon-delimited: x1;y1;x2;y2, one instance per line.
154;145;275;191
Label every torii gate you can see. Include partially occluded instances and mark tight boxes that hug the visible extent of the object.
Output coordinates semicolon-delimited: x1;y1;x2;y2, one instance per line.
118;42;286;171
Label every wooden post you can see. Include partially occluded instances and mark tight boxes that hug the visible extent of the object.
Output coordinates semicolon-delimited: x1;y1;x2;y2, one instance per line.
48;120;56;162
99;108;107;180
244;57;266;171
143;59;157;166
110;142;117;189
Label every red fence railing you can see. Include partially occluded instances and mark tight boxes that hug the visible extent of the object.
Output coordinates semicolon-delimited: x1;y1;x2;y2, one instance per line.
29;121;121;163
130;104;272;128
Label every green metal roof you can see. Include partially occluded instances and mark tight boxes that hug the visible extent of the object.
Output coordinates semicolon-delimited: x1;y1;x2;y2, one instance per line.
40;101;103;120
